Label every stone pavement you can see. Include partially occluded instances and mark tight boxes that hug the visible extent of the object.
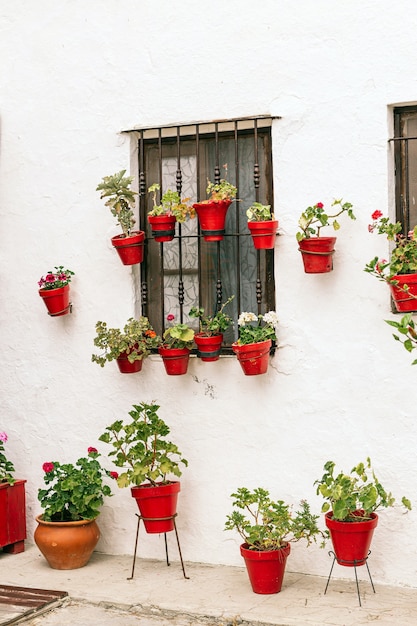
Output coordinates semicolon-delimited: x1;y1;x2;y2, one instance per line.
1;545;417;626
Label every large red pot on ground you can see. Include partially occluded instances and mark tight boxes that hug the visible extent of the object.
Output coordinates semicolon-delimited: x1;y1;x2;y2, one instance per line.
325;511;378;566
148;215;176;242
193;200;232;241
298;237;337;273
232;339;272;376
389;273;417;312
247;220;279;250
131;481;180;534
240;542;291;594
116;352;143;374
39;285;71;317
158;346;191;375
194;333;223;362
34;515;100;570
0;480;26;553
111;230;145;265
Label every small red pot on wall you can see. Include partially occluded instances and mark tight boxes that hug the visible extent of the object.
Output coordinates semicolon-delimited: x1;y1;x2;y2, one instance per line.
194;333;223;362
131;481;181;534
232;339;272;376
0;480;27;554
247;220;279;250
240;542;291;594
193;200;232;241
298;237;337;273
389;273;417;312
148;215;176;242
39;285;71;317
158;346;191;375
111;231;145;265
116;353;143;374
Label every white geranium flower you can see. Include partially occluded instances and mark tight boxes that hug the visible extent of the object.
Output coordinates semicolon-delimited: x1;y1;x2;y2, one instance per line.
262;311;279;327
237;312;258;326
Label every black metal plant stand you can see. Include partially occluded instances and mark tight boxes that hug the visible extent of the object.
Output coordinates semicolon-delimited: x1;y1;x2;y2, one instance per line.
128;513;189;580
324;550;375;607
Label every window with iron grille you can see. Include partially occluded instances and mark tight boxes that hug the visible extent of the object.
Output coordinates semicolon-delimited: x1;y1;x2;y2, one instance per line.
125;115;276;353
393;105;417;231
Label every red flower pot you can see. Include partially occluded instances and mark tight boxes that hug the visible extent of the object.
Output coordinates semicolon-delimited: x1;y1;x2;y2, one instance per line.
148;215;176;242
298;237;337;273
240;542;291;594
389;273;417;312
0;480;26;553
158;346;191;375
232;339;272;375
193;200;232;241
111;231;145;265
247;220;279;250
39;285;71;317
325;511;378;566
116;353;143;374
131;482;180;534
194;333;223;362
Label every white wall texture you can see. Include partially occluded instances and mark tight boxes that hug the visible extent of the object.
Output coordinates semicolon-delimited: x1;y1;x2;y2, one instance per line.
1;0;416;588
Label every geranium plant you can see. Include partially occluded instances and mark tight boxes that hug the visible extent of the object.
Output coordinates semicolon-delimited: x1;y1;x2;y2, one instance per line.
205;178;237;203
235;311;278;345
38;266;74;290
0;432;16;484
38;448;116;522
96;170;137;237
91;317;160;366
385;313;417;364
296;199;355;242
246;202;275;222
148;184;195;222
189;295;234;337
161;314;195;349
225;487;326;551
98;402;188;488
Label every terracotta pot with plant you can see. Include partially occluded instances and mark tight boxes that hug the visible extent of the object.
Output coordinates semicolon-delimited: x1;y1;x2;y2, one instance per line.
232;310;278;376
225;487;325;594
296;199;355;273
0;431;26;554
34;448;116;570
189;295;234;361
158;315;195;375
147;183;195;242
193;174;237;242
365;210;417;312
97;170;144;265
91;317;160;374
38;266;74;317
315;457;411;567
246;202;278;250
99;401;188;534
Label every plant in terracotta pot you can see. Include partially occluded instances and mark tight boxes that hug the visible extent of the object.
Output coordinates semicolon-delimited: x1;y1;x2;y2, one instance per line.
315;458;411;567
91;317;160;374
34;447;116;569
296;199;355;273
225;487;325;594
0;431;26;554
246;202;278;250
232;310;278;376
385;312;417;364
158;314;195;375
38;265;74;317
147;183;195;242
97;169;144;265
99;401;188;533
189;295;234;361
365;210;417;312
193;172;238;241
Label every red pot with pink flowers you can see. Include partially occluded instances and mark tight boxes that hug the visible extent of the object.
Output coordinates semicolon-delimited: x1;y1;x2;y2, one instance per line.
38;266;74;317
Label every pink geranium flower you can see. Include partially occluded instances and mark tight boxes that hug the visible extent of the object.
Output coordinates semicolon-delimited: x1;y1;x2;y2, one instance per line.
42;462;55;473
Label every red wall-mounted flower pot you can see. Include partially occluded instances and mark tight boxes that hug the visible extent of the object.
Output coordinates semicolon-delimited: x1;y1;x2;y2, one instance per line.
194;333;223;362
389;273;417;312
0;480;27;553
298;237;337;273
193;200;232;241
325;511;378;566
39;285;71;317
116;353;143;374
158;346;191;375
247;220;279;250
131;481;180;534
232;339;272;375
240;542;291;594
148;215;176;242
111;230;145;265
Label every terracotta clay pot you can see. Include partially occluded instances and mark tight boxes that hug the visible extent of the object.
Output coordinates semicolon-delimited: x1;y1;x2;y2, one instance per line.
232;339;272;376
111;231;145;265
148;215;176;242
39;285;71;317
193;200;232;241
240;542;291;594
298;237;337;273
0;480;27;553
325;511;378;566
131;482;180;534
247;220;279;250
34;515;100;570
194;333;223;362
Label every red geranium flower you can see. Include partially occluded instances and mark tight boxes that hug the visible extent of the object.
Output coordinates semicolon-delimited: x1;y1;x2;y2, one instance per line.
316;202;324;208
42;462;54;473
88;447;98;454
371;210;383;221
166;314;175;322
110;471;119;479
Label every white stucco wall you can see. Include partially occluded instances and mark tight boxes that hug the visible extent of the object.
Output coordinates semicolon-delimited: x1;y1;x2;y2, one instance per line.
1;0;416;588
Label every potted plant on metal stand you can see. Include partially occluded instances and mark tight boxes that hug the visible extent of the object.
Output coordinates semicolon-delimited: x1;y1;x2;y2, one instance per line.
0;431;26;554
158;315;195;375
189;295;234;361
97;170;144;265
365;210;417;312
246;202;278;250
91;317;160;374
147;183;195;242
232;310;278;375
38;266;74;317
296;199;355;273
34;448;115;569
225;487;325;594
193;175;237;242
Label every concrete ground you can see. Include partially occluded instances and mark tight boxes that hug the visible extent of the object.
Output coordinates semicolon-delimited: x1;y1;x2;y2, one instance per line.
1;544;417;626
